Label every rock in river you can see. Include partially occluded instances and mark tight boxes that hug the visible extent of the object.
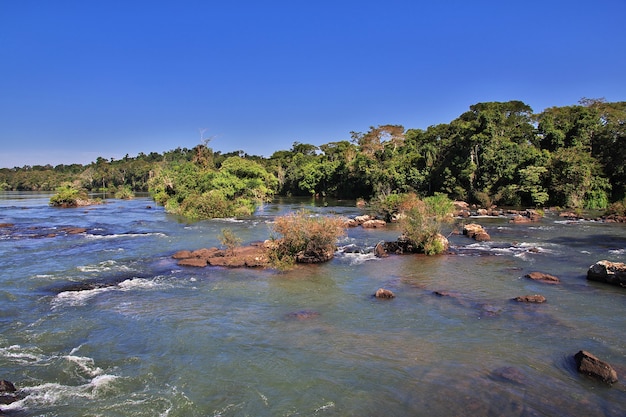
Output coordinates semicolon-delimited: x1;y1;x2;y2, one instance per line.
587;260;626;287
525;271;560;284
574;350;618;384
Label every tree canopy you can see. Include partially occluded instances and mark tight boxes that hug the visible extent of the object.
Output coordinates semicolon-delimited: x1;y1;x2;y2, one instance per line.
3;98;625;217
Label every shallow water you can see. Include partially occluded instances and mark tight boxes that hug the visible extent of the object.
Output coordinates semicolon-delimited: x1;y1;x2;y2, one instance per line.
1;192;625;416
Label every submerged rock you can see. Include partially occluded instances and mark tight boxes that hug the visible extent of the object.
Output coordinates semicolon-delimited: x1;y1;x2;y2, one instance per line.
490;366;527;385
525;272;560;284
513;294;546;303
574;350;618;384
587;260;626;287
286;310;320;320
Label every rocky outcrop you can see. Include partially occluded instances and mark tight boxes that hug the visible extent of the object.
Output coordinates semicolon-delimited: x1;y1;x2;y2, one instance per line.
295;249;334;264
525;272;560;284
374;241;387;258
361;219;386;228
374;288;395;299
512;294;546;303
587;260;626;287
383;233;449;255
173;243;269;268
574;350;618;384
463;223;490;241
0;379;24;406
345;215;386;228
509;209;543;223
453;201;471;217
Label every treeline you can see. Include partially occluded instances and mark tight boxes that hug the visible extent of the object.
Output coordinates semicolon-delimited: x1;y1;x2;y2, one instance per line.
2;99;625;210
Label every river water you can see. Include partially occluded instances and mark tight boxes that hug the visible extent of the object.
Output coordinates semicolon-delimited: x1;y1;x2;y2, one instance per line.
1;192;625;416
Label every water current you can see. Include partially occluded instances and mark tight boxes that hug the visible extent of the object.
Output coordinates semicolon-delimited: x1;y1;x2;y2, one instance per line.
1;192;625;416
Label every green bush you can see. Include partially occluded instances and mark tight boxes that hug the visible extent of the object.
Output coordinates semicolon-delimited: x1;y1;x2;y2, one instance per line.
49;185;89;207
219;228;242;255
114;186;135;199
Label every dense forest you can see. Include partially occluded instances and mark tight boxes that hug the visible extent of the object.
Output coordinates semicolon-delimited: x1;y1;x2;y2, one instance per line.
2;99;626;213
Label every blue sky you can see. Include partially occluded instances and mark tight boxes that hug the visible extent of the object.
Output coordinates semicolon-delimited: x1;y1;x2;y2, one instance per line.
1;0;625;168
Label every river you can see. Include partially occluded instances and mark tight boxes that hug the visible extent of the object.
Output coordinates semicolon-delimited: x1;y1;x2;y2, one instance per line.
1;192;625;416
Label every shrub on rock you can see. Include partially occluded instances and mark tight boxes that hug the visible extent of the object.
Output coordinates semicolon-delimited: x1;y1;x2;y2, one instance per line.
269;210;346;266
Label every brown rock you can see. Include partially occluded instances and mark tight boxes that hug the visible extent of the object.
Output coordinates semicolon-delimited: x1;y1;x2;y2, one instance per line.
61;227;87;234
525;272;560;284
344;219;359;228
177;258;209;267
374;241;388;258
375;288;395;299
191;248;220;258
587;260;626;287
574;350;618;384
513;294;546;303
510;214;532;223
463;223;490;241
0;380;15;393
361;219;386;228
172;250;193;259
354;215;372;224
510;209;543;223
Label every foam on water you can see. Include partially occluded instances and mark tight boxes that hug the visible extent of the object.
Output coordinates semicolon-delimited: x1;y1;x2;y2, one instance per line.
0;344;45;364
77;259;133;273
2;374;119;412
51;277;174;308
84;232;167;240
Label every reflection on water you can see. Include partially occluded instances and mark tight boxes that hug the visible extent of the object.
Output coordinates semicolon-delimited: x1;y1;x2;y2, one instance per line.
1;193;625;416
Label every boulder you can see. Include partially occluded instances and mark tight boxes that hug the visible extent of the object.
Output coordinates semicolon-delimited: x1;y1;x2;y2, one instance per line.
361;219;386;228
512;294;546;303
510;209;543;223
344;218;360;228
463;223;490;241
354;215;372;224
433;233;450;252
375;288;395;299
587;260;626;287
0;379;24;406
295;249;334;264
574;350;618;384
0;380;15;393
374;241;388;258
525;272;560;284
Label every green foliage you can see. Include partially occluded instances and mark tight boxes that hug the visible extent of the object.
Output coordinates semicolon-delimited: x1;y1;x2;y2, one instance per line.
269;210;346;265
219;228;242;255
148;156;276;219
114;185;135;199
49;185;89;207
6;99;626;211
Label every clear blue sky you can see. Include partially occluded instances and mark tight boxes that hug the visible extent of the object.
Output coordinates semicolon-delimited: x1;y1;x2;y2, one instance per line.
1;0;625;168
